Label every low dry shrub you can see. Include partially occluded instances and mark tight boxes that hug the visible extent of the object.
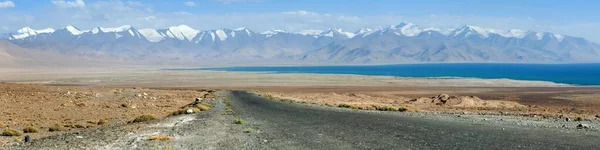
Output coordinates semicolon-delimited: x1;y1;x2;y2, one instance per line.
97;119;108;125
2;128;23;136
234;118;245;124
148;135;174;141
130;114;157;123
243;128;256;133
49;124;66;132
23;126;39;133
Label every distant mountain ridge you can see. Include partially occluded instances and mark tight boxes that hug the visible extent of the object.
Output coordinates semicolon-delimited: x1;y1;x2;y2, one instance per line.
2;22;600;65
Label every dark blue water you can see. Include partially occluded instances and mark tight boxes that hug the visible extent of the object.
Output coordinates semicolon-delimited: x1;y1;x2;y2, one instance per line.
183;63;600;86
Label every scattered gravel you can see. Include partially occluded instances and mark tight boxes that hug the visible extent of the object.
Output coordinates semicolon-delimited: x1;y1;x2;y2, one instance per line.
5;90;600;149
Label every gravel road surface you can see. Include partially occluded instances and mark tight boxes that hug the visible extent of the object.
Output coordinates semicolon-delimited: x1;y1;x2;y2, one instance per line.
228;91;600;150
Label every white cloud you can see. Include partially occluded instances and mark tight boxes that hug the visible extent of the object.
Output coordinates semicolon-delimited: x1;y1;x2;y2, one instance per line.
0;1;15;8
184;1;196;7
337;16;361;22
282;10;318;16
52;0;85;8
140;16;156;21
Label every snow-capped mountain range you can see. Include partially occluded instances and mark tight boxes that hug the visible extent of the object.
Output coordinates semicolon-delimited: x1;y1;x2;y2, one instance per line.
1;22;599;65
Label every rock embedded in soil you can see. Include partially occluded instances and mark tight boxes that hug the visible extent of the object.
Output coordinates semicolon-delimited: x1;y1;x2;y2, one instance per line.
577;124;590;129
437;94;450;101
186;109;194;114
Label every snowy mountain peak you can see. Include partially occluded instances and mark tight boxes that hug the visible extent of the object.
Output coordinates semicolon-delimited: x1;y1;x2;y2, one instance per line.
534;32;545;40
138;28;163;42
551;33;565;42
233;27;254;37
91;27;101;34
99;25;133;33
320;28;356;38
64;25;85;35
389;22;411;29
214;29;228;41
261;29;286;35
451;25;491;38
89;25;134;35
2;23;598;64
298;30;323;36
501;29;528;38
234;27;249;31
422;28;453;35
385;23;422;36
355;28;373;35
1;23;579;46
527;32;564;42
11;27;56;39
160;25;199;41
261;29;287;38
17;27;35;34
452;25;537;39
168;25;197;32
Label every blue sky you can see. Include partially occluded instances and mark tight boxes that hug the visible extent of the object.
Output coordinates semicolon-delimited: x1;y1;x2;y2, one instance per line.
1;0;600;42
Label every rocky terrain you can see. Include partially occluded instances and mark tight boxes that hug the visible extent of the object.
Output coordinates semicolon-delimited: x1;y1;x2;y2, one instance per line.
253;86;600;119
4;91;261;150
0;83;215;146
0;70;599;149
3;90;599;149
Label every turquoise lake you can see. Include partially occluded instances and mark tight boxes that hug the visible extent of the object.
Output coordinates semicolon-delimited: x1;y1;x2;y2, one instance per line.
182;63;600;86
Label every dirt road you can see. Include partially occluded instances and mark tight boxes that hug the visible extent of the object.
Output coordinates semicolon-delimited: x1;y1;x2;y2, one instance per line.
229;91;600;149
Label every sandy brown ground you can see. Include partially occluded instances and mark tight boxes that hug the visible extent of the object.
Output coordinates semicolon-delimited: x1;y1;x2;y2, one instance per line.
244;86;600;119
0;83;214;145
0;68;570;87
1;67;599;146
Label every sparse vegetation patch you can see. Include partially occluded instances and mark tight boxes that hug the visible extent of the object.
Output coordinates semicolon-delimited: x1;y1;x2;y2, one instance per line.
148;135;174;141
243;128;256;133
373;105;399;111
130;114;157;123
169;109;187;116
169;102;212;116
234;118;245;124
97;119;108;125
23;126;39;133
223;96;235;115
49;124;66;132
74;124;86;128
2;128;23;136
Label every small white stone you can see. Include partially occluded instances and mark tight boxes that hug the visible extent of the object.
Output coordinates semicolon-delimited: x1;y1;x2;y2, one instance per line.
577;124;590;129
186;109;194;114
